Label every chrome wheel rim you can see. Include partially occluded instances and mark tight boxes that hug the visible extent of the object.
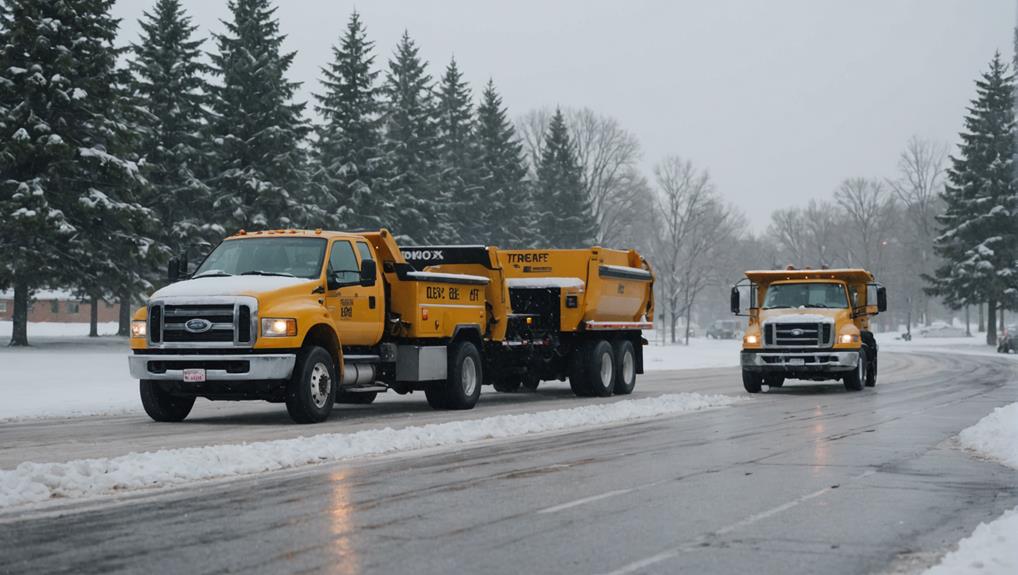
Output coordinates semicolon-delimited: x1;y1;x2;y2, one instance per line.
310;362;331;408
600;351;614;387
462;356;478;396
623;350;635;386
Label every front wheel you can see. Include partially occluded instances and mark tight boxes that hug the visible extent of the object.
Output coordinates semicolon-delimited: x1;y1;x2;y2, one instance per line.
843;348;866;392
285;346;337;423
140;380;195;422
742;370;763;393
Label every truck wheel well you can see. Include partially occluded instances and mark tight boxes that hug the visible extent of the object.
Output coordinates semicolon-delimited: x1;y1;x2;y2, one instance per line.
303;324;341;368
451;324;483;349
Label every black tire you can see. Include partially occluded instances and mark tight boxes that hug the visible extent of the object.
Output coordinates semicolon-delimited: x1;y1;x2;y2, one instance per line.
613;339;637;395
843;348;866;392
427;341;482;410
764;375;784;388
335;391;378;404
492;374;522;393
583;339;616;397
140;380;195;422
285;346;337;423
521;372;541;391
742;370;763;393
568;347;593;397
865;352;877;387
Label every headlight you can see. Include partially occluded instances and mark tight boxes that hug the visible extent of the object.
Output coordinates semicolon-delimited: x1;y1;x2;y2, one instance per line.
745;334;758;345
131;320;147;338
840;334;859;344
261;318;297;337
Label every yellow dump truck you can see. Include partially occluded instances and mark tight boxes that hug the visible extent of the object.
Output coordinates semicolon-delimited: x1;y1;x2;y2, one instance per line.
129;230;654;423
730;268;886;393
405;246;654;396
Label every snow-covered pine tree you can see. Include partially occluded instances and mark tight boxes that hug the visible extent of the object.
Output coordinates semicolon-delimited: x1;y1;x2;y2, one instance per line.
208;0;311;232
313;10;384;231
474;80;531;247
128;0;215;255
534;108;596;248
928;52;1018;346
435;57;480;244
379;32;443;244
0;0;156;345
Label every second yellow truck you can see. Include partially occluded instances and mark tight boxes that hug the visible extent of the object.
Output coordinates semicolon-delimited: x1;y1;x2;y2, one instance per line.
129;229;654;423
731;268;887;393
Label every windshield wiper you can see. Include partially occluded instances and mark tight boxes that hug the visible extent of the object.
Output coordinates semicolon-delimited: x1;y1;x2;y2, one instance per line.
762;305;792;310
240;270;296;278
192;270;233;279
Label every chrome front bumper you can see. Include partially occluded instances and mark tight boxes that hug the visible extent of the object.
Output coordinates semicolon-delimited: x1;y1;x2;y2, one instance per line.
128;354;297;381
741;350;859;372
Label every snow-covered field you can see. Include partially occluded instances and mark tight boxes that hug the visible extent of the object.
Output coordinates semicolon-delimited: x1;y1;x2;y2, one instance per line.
0;322;742;421
921;402;1018;575
0;392;743;509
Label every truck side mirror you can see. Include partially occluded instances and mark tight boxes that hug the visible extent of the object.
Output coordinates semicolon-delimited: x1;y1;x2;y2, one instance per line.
877;286;887;312
168;257;180;283
359;259;377;287
730;286;740;315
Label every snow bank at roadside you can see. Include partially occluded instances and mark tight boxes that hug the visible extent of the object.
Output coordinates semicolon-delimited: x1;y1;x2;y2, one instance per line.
0;392;743;509
921;403;1018;575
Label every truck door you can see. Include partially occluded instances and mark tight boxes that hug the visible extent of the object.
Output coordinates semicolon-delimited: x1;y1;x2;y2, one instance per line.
354;240;385;343
325;240;383;346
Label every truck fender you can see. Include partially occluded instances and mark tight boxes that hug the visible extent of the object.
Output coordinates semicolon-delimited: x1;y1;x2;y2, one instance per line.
451;324;483;348
303;323;344;378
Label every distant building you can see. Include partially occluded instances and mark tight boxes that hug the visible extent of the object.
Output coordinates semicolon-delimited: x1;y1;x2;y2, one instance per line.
0;290;122;323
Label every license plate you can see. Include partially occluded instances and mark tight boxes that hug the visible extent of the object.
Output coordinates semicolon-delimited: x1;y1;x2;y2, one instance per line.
787;358;805;366
183;368;207;383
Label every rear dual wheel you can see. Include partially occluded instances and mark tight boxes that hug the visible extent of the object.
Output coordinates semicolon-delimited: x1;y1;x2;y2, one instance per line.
426;341;482;410
571;338;636;398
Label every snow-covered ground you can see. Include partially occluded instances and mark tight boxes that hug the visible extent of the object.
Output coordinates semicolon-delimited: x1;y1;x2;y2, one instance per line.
0;322;742;421
0;329;139;421
0;392;743;509
921;402;1018;575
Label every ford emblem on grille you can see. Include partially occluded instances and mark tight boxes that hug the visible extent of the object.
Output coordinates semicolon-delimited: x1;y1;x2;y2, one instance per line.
184;318;213;333
791;328;804;336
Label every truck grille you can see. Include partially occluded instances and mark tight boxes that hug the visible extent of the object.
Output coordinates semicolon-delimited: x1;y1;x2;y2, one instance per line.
765;322;832;347
149;301;256;346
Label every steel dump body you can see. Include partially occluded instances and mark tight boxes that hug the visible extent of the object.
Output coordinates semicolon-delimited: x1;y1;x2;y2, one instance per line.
499;248;654;332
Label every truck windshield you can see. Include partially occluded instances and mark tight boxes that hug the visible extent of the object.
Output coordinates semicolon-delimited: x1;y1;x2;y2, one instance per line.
194;238;327;280
762;282;847;310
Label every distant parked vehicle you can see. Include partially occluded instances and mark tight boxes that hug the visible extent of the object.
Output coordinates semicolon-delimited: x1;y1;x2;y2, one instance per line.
706;319;741;340
997;324;1018;353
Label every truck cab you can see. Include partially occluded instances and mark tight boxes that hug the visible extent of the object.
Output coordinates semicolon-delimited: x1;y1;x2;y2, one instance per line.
129;229;491;423
731;268;887;393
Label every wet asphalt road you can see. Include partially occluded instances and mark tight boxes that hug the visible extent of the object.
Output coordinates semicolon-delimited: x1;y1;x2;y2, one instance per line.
1;351;1017;575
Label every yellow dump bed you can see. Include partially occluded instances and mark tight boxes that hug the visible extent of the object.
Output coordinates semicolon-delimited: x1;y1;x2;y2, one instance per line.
498;248;654;332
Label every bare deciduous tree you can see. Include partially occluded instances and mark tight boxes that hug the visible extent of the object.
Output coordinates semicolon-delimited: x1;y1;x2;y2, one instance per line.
835;177;898;274
887;136;946;325
652;156;742;344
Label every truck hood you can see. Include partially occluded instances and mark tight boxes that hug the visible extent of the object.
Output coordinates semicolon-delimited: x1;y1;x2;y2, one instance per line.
758;308;845;324
151;276;318;299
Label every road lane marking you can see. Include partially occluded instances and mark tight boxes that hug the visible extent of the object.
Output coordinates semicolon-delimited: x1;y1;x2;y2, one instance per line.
537;488;636;514
599;469;877;575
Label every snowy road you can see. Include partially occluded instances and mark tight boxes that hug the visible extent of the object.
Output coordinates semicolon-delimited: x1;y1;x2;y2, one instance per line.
1;350;1017;574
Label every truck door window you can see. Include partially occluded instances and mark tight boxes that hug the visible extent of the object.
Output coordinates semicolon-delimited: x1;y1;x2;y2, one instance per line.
356;242;374;265
328;241;360;283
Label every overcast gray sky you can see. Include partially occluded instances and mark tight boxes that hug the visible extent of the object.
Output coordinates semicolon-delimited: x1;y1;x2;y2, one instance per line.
112;1;1014;229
